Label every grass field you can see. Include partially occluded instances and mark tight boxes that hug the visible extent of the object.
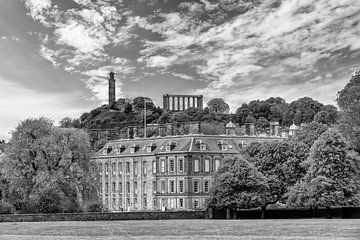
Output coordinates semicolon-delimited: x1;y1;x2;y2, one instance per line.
0;219;359;240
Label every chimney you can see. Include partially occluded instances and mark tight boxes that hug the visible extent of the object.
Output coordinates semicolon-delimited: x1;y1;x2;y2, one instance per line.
109;72;116;108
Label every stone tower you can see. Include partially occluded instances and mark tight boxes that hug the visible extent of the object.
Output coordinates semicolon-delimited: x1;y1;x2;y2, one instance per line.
109;72;115;108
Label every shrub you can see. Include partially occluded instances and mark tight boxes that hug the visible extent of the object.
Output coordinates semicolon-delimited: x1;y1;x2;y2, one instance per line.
37;189;64;213
86;202;103;212
0;200;15;214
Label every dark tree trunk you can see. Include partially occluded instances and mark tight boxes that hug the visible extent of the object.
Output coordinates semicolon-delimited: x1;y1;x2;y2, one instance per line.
208;207;213;219
233;211;237;219
261;206;266;219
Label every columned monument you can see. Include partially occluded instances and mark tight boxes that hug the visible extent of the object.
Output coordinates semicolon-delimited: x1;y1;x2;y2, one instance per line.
163;94;203;111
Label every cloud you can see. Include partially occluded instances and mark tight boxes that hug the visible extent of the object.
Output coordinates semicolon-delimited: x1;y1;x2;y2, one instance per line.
23;0;52;24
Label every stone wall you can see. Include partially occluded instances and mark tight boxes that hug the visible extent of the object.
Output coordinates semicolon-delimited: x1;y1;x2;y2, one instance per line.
0;210;206;222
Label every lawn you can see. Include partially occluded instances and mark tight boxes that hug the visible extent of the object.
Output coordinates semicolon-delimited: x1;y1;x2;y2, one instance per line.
0;219;359;240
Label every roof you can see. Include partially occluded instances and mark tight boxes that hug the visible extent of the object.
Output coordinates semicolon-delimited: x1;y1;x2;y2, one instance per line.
93;134;283;158
226;121;236;128
289;122;299;130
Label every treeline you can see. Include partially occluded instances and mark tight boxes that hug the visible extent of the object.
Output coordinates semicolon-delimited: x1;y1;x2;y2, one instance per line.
208;72;360;216
60;96;339;132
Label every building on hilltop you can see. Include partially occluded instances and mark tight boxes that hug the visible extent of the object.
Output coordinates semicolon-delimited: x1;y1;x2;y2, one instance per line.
163;94;203;112
92;131;283;212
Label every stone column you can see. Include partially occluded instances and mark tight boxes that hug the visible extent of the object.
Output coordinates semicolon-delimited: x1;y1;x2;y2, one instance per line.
193;97;196;108
187;97;190;109
177;96;180;111
182;97;185;111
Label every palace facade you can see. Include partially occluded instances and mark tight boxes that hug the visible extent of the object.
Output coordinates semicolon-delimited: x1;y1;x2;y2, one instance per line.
92;133;282;212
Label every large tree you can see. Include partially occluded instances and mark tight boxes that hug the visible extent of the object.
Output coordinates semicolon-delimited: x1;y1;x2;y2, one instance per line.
207;98;230;114
208;156;268;214
245;141;308;216
337;70;360;153
3;118;97;213
287;129;360;208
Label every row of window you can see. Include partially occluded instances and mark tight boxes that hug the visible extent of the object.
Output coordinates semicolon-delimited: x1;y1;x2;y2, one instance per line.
98;158;222;177
104;197;202;210
101;178;211;196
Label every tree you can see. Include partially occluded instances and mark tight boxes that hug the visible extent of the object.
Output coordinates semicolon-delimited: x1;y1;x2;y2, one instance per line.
255;117;269;133
207;98;230;114
287;129;360;208
3;118;97;213
208;156;268;213
289;97;323;123
132;97;154;112
337;70;360;152
245;141;308;217
293;122;328;149
59;117;81;128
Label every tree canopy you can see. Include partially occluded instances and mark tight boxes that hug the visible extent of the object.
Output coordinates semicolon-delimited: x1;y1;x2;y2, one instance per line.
287;129;360;208
2;118;98;213
207;98;230;114
208;156;268;210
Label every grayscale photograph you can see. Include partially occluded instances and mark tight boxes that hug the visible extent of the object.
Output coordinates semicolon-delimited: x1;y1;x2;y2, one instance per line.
0;0;359;239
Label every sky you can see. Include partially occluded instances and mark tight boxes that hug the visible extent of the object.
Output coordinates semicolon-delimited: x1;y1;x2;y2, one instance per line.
0;0;360;140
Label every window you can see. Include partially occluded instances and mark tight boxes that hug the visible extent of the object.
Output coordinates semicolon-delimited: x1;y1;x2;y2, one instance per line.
205;159;210;172
100;184;103;194
161;159;165;173
119;182;122;194
170;198;175;209
169;158;175;172
169;180;175;193
143;181;147;194
105;163;109;175
126;162;130;174
112;197;116;209
143;198;147;209
200;144;206;151
130;147;135;154
194;199;199;208
119;198;122;208
112;182;116;192
105;198;109;208
153;181;157;194
161;181;166;193
178;158;184;172
114;148;120;154
105;183;109;194
153;199;157;208
152;161;157;173
179;180;184;193
204;180;209;193
134;197;138;209
222;144;227;150
238;141;244;149
99;163;102;175
193;180;199;193
194;159;199;172
165;145;171;152
118;162;122;175
112;163;116;175
134;162;138;175
147;146;152;153
126;182;130;194
215;159;220;172
127;198;130;207
134;182;138;195
143;161;147;174
179;198;184;208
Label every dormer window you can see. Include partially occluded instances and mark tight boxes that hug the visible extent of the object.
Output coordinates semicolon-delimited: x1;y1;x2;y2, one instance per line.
200;144;206;151
196;140;206;151
130;144;139;154
147;143;156;153
165;145;171;152
217;140;227;150
237;141;244;149
102;146;112;155
165;142;176;152
147;146;152;153
119;145;126;153
114;148;120;154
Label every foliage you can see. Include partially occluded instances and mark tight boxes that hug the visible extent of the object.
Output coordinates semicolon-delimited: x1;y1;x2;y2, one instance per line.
293;122;328;149
0;200;15;214
245;140;308;207
255;117;269;132
208;156;268;210
2;118;97;213
287;129;360;207
59;117;81;128
86;201;104;212
337;71;360;152
132;97;155;112
200;122;225;135
207;98;230;114
37;187;65;213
